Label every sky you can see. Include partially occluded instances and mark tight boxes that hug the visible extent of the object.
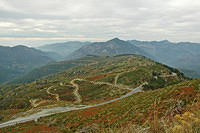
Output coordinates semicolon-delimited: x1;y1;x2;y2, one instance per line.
0;0;200;47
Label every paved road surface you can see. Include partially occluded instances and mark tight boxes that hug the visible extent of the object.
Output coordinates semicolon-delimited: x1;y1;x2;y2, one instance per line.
0;84;145;129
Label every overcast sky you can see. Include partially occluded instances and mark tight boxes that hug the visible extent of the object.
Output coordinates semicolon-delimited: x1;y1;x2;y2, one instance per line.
0;0;200;46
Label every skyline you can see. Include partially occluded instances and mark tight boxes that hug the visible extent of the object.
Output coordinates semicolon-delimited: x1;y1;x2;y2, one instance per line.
0;0;200;46
1;37;200;48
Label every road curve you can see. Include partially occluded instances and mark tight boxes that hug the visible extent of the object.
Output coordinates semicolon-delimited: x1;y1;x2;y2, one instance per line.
0;84;145;129
70;79;83;103
46;87;60;101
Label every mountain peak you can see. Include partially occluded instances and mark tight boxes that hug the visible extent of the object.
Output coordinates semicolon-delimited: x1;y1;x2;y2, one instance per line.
109;38;121;42
13;45;29;49
160;40;170;43
112;37;120;40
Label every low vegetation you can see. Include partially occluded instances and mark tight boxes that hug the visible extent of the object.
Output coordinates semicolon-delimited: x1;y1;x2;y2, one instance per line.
0;78;199;133
0;55;189;132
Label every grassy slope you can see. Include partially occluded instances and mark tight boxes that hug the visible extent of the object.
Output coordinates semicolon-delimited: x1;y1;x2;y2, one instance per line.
0;55;187;131
0;79;199;133
76;80;129;104
0;55;184;108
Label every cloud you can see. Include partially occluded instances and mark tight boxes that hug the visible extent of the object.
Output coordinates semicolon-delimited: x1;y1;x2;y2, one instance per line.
0;0;200;46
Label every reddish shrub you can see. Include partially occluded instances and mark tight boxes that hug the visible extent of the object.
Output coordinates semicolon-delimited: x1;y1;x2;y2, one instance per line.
180;87;194;94
88;74;106;81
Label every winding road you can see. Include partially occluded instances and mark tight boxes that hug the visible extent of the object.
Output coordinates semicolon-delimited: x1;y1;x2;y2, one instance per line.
0;69;146;129
0;83;145;129
70;79;82;103
46;70;135;104
46;86;60;101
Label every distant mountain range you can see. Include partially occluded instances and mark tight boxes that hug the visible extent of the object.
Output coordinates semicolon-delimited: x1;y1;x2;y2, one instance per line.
37;41;91;60
0;45;53;83
128;40;200;78
61;38;200;78
66;38;150;60
0;38;199;84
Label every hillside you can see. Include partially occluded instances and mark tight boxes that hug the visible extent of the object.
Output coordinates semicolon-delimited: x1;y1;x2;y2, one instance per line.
128;40;200;78
63;39;200;78
37;41;91;60
10;55;103;84
0;74;199;132
66;38;150;60
35;39;200;78
0;55;186;128
0;45;53;83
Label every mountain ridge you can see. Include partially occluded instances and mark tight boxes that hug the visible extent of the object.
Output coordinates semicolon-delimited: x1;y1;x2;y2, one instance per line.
37;41;91;60
128;40;200;78
66;38;151;60
0;45;54;83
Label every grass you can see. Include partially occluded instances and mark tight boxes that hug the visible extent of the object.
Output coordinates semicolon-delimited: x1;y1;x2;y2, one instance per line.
76;80;129;104
48;84;75;102
0;55;186;127
1;79;199;133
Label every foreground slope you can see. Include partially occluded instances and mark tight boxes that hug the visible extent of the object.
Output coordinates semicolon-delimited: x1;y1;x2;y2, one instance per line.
0;78;199;133
0;55;185;125
0;45;53;83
